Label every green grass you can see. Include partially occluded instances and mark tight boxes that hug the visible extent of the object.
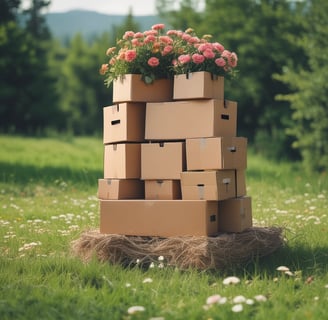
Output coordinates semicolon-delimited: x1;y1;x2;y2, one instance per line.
1;135;328;320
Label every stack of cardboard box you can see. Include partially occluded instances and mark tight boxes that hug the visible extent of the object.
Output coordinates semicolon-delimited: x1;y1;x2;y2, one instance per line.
98;72;252;238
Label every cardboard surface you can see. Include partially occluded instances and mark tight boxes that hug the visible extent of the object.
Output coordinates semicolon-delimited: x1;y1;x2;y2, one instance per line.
186;137;247;170
141;142;186;180
112;74;173;103
145;180;181;200
181;170;236;200
98;179;144;200
218;196;253;232
104;143;141;179
145;99;237;140
173;72;224;100
100;200;219;237
103;103;146;144
236;170;246;197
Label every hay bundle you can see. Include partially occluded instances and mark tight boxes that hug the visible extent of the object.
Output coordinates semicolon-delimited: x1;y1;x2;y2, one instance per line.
71;227;284;270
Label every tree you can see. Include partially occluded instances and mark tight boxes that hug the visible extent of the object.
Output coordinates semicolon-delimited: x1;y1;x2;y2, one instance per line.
275;0;328;171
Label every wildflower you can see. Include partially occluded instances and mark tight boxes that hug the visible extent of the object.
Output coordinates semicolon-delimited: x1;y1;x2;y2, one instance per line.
254;295;267;302
223;276;240;285
233;295;246;304
127;306;145;314
232;304;243;313
143;277;153;283
206;294;222;305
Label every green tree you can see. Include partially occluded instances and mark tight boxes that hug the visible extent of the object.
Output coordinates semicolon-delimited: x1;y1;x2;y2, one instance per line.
276;0;328;171
0;0;61;134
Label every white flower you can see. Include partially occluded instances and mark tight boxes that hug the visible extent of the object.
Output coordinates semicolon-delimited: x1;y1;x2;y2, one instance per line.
246;299;254;305
206;294;222;305
276;266;290;272
143;277;153;283
324;284;328;289
232;304;243;313
233;295;246;304
223;276;240;285
254;295;267;302
127;306;145;314
158;255;164;261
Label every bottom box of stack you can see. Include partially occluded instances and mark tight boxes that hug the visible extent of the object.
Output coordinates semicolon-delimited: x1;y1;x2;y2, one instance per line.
98;179;144;200
100;200;219;237
218;196;252;233
145;180;181;200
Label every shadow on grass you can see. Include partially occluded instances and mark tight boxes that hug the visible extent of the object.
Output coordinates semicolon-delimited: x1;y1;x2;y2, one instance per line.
0;161;102;187
237;243;328;278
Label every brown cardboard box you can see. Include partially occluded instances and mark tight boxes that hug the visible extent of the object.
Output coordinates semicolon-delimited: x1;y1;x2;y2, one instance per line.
173;72;224;100
180;170;236;200
186;137;247;170
145;99;237;140
218;196;252;233
112;74;173;103
98;179;144;200
236;170;246;197
145;180;181;200
141;142;186;180
103;103;146;144
104;143;141;179
100;200;219;237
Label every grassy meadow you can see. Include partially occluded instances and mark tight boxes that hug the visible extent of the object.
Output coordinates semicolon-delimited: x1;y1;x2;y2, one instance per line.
0;135;328;320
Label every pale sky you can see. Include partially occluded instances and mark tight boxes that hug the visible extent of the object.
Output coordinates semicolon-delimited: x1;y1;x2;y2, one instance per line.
22;0;158;15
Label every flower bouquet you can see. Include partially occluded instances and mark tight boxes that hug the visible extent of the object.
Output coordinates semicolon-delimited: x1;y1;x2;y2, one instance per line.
100;24;238;86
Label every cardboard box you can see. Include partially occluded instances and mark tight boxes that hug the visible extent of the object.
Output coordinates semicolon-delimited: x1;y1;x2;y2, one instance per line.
104;143;141;179
103;103;146;144
173;72;224;100
98;179;144;199
218;196;253;233
145;99;237;140
100;200;219;237
141;142;186;180
145;180;181;200
186;137;247;170
236;170;246;197
180;170;236;200
113;74;173;103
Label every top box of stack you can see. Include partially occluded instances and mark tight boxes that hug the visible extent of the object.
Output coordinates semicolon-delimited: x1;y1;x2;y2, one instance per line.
173;72;224;100
145;99;237;140
112;74;173;103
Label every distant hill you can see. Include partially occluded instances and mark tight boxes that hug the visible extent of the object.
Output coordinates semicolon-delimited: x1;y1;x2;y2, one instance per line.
44;10;161;42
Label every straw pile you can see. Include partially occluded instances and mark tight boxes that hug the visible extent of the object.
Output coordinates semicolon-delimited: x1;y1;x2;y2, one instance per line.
71;226;284;270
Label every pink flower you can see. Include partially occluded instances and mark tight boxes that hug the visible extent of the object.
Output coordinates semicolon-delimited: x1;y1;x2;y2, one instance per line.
152;23;165;30
162;45;173;55
106;47;116;56
212;42;225;53
198;43;212;52
144;30;157;36
99;63;109;75
131;39;142;46
182;33;192;41
221;50;231;59
159;36;173;45
134;32;144;38
215;57;226;67
188;36;200;44
124;50;137;62
123;31;135;39
166;30;178;36
148;57;159;67
178;54;191;64
144;35;156;43
203;49;215;59
229;52;238;67
192;53;205;64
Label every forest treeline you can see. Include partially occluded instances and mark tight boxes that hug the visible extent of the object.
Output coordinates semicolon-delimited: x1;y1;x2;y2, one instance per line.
1;0;327;172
